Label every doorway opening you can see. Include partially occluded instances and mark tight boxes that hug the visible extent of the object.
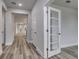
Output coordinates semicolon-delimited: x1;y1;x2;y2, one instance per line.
2;7;6;49
13;13;28;39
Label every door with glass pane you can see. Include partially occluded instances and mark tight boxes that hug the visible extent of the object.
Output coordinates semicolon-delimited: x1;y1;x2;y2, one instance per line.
48;7;61;57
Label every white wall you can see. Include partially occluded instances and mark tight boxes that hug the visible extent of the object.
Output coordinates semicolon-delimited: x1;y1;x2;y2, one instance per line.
14;15;28;23
6;11;14;45
31;0;49;57
48;4;78;48
27;13;32;42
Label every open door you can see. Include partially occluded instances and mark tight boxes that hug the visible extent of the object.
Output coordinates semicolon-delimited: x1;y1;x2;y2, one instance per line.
47;7;61;58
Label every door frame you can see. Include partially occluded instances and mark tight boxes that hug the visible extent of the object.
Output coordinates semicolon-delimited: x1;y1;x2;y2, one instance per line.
5;9;31;45
11;12;29;41
44;6;48;59
2;2;7;46
44;6;61;58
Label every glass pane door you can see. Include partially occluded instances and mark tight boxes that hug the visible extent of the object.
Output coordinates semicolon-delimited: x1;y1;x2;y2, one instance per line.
48;7;61;57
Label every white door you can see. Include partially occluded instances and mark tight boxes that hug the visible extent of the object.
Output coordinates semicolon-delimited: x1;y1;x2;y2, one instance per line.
48;7;61;58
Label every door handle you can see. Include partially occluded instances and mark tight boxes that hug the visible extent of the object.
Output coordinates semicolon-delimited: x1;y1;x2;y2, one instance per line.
58;33;61;35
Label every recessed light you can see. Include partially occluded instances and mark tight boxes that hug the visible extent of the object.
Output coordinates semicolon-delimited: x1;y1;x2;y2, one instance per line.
18;3;22;6
11;2;16;5
66;0;71;3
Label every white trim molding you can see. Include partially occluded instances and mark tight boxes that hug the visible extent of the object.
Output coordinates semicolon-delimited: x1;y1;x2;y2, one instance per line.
61;43;78;48
36;47;44;57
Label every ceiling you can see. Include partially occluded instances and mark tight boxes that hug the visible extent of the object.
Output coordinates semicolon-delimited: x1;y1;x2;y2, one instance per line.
4;0;37;11
52;0;78;9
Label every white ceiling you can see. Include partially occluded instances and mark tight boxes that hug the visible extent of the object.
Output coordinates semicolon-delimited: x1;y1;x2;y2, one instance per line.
4;0;37;10
52;0;78;9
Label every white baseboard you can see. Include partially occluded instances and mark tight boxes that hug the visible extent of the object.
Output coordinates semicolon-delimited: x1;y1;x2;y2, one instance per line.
28;41;44;57
36;46;44;57
61;43;78;48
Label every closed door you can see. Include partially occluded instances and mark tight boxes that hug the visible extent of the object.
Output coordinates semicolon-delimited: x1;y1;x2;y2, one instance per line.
48;7;61;58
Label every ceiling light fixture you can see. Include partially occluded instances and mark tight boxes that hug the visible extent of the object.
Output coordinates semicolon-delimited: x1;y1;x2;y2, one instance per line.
18;3;22;6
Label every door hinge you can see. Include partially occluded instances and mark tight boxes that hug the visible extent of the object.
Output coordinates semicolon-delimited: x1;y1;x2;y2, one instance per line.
46;11;48;14
47;48;48;58
46;48;48;51
46;29;48;32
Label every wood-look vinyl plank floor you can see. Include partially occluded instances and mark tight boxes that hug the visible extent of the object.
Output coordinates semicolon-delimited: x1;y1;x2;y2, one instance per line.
0;45;78;59
62;47;78;58
0;34;78;59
